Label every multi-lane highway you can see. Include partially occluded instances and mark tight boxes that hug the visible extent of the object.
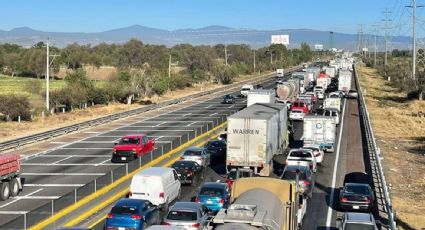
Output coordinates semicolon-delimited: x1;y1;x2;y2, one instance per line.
0;67;378;230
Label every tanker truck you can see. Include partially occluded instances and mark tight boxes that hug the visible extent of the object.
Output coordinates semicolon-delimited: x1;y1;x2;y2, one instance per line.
213;177;307;230
276;80;300;103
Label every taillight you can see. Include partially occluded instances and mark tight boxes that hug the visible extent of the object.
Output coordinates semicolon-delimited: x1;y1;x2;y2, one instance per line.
159;192;164;198
365;197;371;204
187;172;193;176
112;149;116;154
315;152;320;157
131;214;142;220
106;213;114;219
180;156;184;160
341;197;348;202
303;180;311;186
219;199;225;204
192;223;201;227
127;191;132;197
106;227;114;230
285;160;288;165
163;221;171;225
309;163;313;169
194;197;200;203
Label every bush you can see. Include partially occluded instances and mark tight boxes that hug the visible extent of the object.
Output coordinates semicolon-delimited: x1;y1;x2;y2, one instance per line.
152;74;169;96
24;79;42;95
0;95;32;121
213;64;239;85
170;74;192;90
89;87;110;105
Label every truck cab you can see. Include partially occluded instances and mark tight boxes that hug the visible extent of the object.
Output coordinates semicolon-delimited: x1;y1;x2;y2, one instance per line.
276;68;284;77
291;100;309;114
112;134;155;162
240;84;254;97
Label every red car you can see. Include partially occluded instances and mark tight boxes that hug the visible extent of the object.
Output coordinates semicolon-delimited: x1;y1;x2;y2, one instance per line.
111;134;155;162
291;100;309;113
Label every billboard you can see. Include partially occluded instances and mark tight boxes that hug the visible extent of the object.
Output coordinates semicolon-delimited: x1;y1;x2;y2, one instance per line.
271;35;289;45
314;44;324;51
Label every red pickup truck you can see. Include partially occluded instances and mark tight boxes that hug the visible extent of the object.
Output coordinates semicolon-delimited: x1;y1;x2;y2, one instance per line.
291;100;309;113
1;154;22;201
111;134;155;163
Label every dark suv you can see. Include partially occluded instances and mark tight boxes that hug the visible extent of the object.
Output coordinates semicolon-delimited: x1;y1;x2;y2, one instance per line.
171;160;204;187
281;164;315;198
339;183;374;212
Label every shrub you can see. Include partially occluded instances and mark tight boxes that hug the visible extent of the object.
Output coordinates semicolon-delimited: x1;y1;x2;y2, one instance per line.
0;95;32;121
24;79;42;95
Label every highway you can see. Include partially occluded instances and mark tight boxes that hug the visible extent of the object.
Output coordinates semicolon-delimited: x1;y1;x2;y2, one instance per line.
0;67;377;230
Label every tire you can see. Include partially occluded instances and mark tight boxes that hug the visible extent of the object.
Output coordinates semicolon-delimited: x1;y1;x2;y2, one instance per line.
10;178;20;197
0;182;10;201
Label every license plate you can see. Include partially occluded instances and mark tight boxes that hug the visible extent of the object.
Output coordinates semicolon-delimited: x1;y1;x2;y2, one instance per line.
121;157;126;160
177;173;181;177
206;200;213;204
353;205;360;209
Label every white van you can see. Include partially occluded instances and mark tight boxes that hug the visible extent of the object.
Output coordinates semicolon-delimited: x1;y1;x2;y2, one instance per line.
240;84;254;97
129;167;181;210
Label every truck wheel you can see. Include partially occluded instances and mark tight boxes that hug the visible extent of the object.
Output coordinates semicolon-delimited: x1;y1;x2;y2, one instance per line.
10;178;20;197
0;182;10;201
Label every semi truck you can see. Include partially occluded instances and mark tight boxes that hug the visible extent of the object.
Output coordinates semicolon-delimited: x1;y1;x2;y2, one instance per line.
323;97;342;112
226;103;288;176
303;116;336;152
325;66;336;78
0;154;22;201
247;89;276;107
213;177;306;230
276;69;284;77
338;70;352;94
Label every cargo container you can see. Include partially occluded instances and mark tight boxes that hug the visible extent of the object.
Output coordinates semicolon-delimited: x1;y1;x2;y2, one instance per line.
226;103;288;176
323;97;342;112
303;116;336;152
325;67;336;78
213;177;306;230
247;89;275;107
291;72;306;93
338;70;352;93
0;154;22;201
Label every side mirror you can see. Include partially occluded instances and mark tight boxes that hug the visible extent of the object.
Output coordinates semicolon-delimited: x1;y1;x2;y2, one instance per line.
336;216;342;221
114;142;118;146
190;196;197;202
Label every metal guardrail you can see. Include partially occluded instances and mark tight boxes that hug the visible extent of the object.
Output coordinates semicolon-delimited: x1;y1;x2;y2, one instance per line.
354;65;396;230
0;69;300;153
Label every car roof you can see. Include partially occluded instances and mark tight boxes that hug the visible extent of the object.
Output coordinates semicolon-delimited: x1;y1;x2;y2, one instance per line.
122;134;146;138
185;146;204;151
201;182;226;189
344;183;371;188
171;202;202;211
345;212;375;223
303;144;320;148
284;164;310;172
115;198;146;208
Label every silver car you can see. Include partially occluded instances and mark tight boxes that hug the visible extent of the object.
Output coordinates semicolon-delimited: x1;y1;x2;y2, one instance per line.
181;147;210;167
163;202;213;230
338;212;379;230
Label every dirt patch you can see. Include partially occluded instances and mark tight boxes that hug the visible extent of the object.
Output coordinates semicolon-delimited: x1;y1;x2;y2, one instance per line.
358;64;425;230
0;72;271;143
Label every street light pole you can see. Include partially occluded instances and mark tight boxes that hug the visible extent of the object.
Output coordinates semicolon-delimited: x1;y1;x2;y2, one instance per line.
46;39;50;111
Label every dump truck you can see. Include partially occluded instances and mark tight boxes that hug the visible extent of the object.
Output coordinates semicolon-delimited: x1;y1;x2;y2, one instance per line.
338;70;352;94
303;116;336;152
226;103;288;176
213;177;306;230
247;89;276;107
276;80;299;103
0;154;22;201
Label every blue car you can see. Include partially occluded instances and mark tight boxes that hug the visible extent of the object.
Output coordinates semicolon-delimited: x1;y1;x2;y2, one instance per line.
105;198;160;230
195;182;230;212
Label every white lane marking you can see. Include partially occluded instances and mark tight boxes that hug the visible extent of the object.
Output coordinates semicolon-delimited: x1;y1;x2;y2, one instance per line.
21;163;123;166
60;147;111;150
120;125;205;128
12;196;61;199
154;121;166;127
186;121;197;127
0;211;28;214
95;158;114;166
182;113;192;117
112;130;196;132
52;156;72;164
83;131;101;134
156;141;172;144
131;120;214;124
50;141;68;144
155;136;163;141
22;172;105;176
205;105;212;108
78;141;114;143
95;135;184;138
210;112;218;117
35;155;110;158
24;184;84;187
0;189;43;209
228;105;235;108
326;99;347;229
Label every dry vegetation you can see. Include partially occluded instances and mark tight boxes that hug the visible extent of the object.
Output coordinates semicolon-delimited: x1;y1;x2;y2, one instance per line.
358;64;425;230
0;71;269;143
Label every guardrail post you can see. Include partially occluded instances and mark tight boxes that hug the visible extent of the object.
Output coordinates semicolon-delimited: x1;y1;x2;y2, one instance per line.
150;151;153;161
179;136;182;145
51;200;54;216
161;145;164;156
126;163;128;175
94;179;97;193
111;171;114;183
139;156;142;167
74;188;77;203
24;213;27;230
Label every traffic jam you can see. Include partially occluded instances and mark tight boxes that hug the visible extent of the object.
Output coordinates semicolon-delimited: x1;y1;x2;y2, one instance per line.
0;54;378;230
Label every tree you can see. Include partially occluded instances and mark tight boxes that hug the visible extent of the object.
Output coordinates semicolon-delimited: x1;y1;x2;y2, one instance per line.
213;64;239;84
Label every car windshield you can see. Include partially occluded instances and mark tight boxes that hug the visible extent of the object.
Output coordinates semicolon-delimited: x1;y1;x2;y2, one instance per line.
344;185;370;195
172;161;196;170
241;88;251;91
167;210;198;221
119;138;139;145
200;187;223;196
184;150;202;156
281;170;307;180
224;95;232;99
240;171;252;178
292;110;302;113
111;206;138;215
344;223;375;230
219;133;227;139
205;141;225;148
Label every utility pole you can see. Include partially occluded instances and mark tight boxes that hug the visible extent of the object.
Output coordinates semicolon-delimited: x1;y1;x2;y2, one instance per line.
374;31;378;67
168;54;171;90
406;0;424;84
253;49;256;74
225;45;228;66
382;8;392;66
46;39;50;111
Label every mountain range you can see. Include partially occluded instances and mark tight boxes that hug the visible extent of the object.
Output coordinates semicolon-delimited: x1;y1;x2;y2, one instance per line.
0;25;413;50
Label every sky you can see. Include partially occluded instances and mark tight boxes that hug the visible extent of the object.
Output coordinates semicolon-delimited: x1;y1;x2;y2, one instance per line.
0;0;415;35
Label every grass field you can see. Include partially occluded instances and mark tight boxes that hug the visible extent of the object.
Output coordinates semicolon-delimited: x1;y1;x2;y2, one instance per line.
358;64;425;230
